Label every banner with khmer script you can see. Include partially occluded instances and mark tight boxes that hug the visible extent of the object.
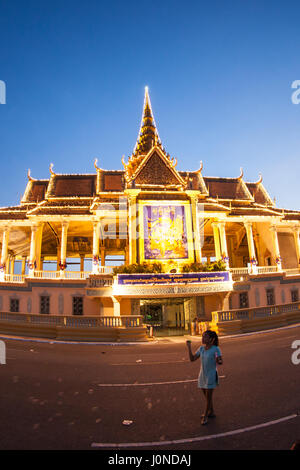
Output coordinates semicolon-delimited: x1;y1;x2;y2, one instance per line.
117;272;230;285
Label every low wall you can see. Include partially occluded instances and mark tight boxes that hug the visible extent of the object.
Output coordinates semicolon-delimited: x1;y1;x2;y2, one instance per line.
211;308;300;336
0;313;148;342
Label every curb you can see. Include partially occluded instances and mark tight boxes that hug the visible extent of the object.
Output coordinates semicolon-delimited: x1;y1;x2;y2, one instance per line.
0;322;299;346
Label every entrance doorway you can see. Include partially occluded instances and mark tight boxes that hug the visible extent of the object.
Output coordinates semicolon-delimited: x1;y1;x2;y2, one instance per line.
140;297;195;336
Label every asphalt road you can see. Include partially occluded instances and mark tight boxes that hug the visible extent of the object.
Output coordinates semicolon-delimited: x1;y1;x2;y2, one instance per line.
0;325;300;451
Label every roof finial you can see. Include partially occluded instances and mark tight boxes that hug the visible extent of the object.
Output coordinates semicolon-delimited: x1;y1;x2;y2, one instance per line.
197;161;203;174
238;167;244;181
121;155;128;169
94;158;104;171
255;173;263;184
49;163;55;175
27;169;36;181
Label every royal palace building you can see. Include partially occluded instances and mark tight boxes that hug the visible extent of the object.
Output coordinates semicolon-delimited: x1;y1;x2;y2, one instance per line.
0;88;300;340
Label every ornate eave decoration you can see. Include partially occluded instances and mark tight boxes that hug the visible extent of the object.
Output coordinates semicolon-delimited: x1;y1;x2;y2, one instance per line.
122;145;187;189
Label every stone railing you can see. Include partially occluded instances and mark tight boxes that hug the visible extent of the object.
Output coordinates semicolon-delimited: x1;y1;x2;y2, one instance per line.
230;266;279;281
256;266;279;274
230;268;249;281
34;271;90;279
0;312;147;342
0;268;115;283
3;274;26;283
33;270;60;279
285;268;300;276
1;265;299;284
212;301;300;323
0;312;143;328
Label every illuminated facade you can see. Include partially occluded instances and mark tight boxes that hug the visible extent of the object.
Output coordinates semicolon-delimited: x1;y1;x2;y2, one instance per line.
1;88;300;337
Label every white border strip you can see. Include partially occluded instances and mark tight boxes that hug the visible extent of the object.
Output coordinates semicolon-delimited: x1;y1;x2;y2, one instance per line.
91;413;298;448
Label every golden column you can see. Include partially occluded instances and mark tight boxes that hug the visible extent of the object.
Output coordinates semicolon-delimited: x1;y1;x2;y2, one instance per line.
126;190;140;265
60;221;69;278
28;224;40;277
92;220;100;274
21;256;27;276
187;192;202;263
219;222;229;268
0;226;10;281
211;222;221;261
292;226;300;266
10;256;15;275
244;221;257;272
270;225;282;270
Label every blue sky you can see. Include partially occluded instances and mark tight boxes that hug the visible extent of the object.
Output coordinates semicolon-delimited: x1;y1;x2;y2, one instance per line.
0;0;300;208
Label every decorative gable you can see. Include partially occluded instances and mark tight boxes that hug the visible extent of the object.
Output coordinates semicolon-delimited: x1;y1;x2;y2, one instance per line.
133;150;184;188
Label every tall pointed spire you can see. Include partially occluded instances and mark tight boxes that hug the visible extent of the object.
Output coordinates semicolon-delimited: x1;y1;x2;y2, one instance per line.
133;87;161;157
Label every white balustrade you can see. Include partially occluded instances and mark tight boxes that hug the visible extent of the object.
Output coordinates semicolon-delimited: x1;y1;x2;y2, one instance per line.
256;266;278;274
4;274;25;283
285;268;300;276
64;271;90;280
0;312;143;329
212;301;300;322
34;270;60;279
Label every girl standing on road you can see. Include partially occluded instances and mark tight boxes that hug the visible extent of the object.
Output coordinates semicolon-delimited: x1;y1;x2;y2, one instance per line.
186;330;223;425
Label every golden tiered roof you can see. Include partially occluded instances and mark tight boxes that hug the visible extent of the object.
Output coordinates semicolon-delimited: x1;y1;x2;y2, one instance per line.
0;88;299;222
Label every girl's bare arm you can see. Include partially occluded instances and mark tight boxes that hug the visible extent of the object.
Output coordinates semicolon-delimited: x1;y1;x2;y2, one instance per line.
216;355;223;365
186;340;198;362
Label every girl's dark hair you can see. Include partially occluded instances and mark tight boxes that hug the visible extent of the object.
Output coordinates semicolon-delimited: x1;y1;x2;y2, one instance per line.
205;329;219;346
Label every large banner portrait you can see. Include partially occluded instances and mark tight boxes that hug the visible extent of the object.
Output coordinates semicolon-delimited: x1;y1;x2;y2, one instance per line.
139;202;194;262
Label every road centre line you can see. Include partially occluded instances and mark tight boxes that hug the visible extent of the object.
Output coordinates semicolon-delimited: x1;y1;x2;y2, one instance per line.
91;413;299;448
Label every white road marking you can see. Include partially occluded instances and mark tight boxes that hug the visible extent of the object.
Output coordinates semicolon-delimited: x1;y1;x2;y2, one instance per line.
91;413;298;448
96;376;226;387
97;378;197;387
110;360;188;366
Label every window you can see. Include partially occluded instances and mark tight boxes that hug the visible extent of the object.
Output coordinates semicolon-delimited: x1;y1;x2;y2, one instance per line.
40;296;50;314
10;298;19;312
239;292;249;309
72;297;83;315
291;289;299;303
266;288;275;306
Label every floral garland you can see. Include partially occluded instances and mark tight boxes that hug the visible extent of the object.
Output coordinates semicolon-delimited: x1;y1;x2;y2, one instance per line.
92;255;100;265
250;257;257;265
0;263;6;272
275;256;282;264
221;253;229;263
59;261;67;271
28;260;37;270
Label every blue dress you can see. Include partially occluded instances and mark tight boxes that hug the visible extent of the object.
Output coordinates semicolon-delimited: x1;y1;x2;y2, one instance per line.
195;345;222;389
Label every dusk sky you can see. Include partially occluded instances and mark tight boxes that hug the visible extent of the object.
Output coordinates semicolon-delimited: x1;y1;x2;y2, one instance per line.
0;0;300;209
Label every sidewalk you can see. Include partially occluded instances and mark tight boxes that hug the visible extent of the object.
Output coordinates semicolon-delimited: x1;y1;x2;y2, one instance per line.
152;322;300;342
